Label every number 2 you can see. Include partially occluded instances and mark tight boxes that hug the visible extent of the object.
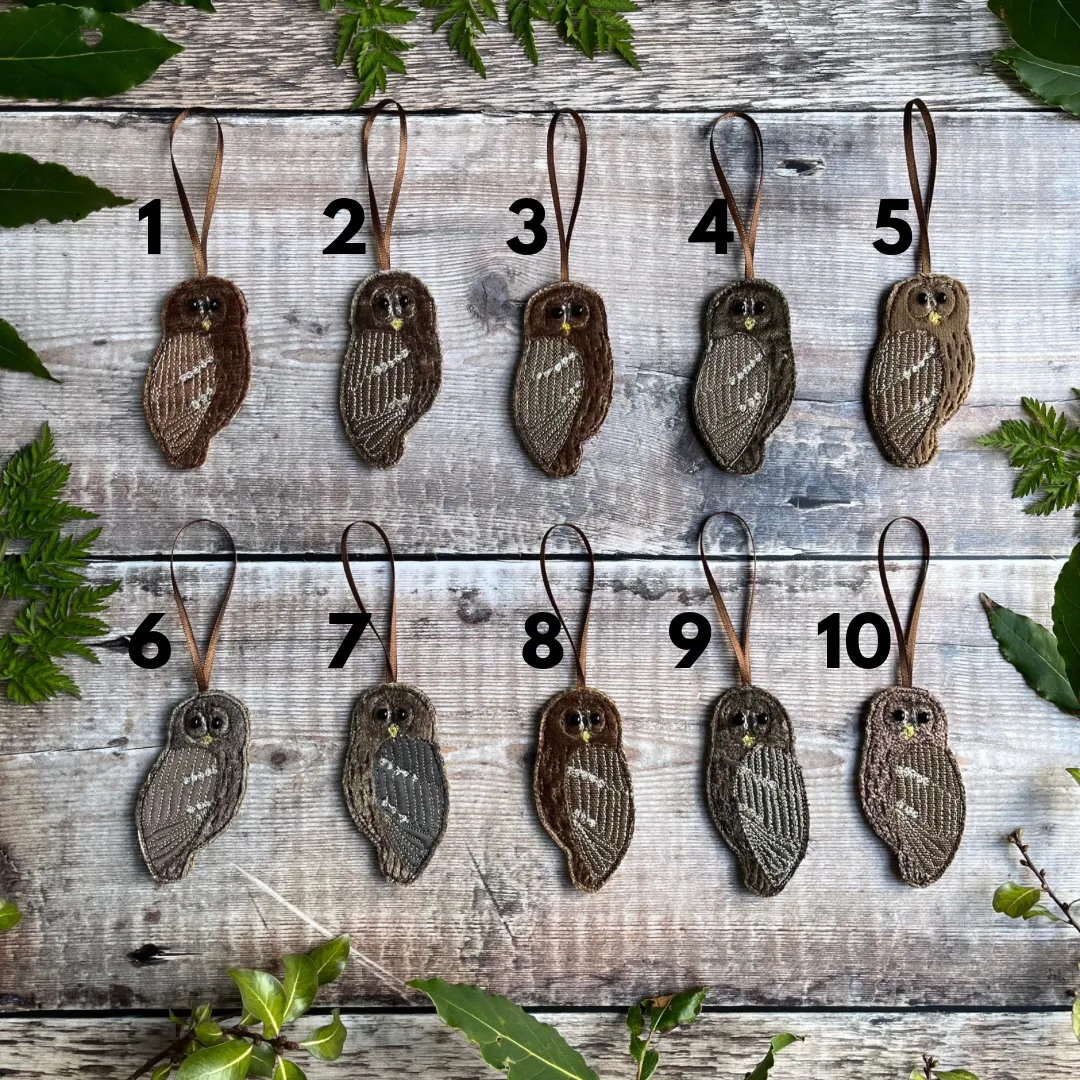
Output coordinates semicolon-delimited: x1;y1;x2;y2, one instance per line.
323;198;367;254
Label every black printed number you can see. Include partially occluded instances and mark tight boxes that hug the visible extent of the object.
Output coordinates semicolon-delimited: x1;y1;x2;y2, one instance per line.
328;612;372;668
523;612;564;669
873;198;912;255
689;198;734;254
817;612;891;669
507;198;548;256
669;612;712;669
129;613;171;669
323;198;367;254
139;199;161;255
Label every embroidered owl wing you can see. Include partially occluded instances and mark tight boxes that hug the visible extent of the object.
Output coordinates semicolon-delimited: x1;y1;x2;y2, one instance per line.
340;329;415;465
144;331;217;463
513;337;585;470
563;743;634;891
868;329;944;463
692;332;770;469
372;735;449;883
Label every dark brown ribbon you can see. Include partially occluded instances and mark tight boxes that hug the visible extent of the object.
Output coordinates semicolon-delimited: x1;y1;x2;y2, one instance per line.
539;522;595;688
170;519;237;694
341;520;398;684
170;109;224;280
903;97;937;276
877;516;931;689
709;112;765;281
547;109;588;284
363;99;408;273
698;511;756;687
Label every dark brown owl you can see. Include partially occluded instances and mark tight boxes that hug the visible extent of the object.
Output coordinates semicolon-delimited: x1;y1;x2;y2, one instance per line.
867;273;974;468
705;684;808;896
339;270;442;468
143;276;252;470
342;681;449;884
533;685;634;892
513;282;613;478
135;689;250;883
858;685;965;887
692;278;795;475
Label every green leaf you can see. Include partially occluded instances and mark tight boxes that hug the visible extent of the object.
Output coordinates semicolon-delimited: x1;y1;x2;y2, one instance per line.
546;0;640;68
642;988;707;1034
410;978;600;1080
639;1048;659;1080
507;0;548;62
174;1039;253;1080
0;152;131;229
301;1009;347;1062
991;0;1080;64
1021;904;1061;922
626;1002;643;1040
195;1020;224;1046
995;45;1080;114
247;1043;276;1079
193;1005;213;1025
228;969;287;1038
422;0;497;77
0;317;56;382
1072;994;1080;1042
151;1064;172;1080
1068;767;1080;785
744;1033;804;1080
307;934;350;986
0;899;22;931
0;5;183;102
271;1058;306;1080
281;954;319;1024
934;1072;980;1080
993;881;1044;918
333;0;416;107
1054;543;1080;699
980;593;1079;714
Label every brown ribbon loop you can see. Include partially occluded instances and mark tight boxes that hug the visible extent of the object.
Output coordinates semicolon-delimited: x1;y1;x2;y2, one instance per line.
698;512;756;687
170;110;224;280
363;99;408;273
547;109;588;283
903;97;937;276
877;516;931;689
341;520;398;684
539;522;595;688
170;519;238;694
709;112;765;280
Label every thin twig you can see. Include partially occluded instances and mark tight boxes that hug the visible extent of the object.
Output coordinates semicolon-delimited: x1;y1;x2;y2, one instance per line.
1008;829;1080;934
123;1027;192;1080
922;1053;938;1078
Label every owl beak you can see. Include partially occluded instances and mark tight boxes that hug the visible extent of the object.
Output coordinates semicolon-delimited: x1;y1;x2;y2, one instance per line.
744;317;756;331
929;311;942;326
200;318;212;332
202;735;213;746
581;730;591;743
903;722;915;740
388;723;400;739
391;317;404;332
742;734;755;748
561;321;571;335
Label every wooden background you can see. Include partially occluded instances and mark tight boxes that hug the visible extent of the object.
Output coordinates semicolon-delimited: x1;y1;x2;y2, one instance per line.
3;0;1080;1076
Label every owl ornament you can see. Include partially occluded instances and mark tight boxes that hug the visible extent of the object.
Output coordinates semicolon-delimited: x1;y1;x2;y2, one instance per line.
513;111;614;479
338;521;449;883
531;524;633;891
692;113;796;475
858;517;965;887
144;112;252;470
698;513;809;896
136;520;249;883
340;101;442;469
867;100;975;468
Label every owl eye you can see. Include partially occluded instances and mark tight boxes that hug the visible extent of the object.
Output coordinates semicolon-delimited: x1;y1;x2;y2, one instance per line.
916;710;931;725
728;299;746;316
570;303;586;319
934;291;947;304
891;708;907;724
397;292;414;315
549;304;566;320
375;294;391;313
185;712;207;735
207;298;220;312
563;709;584;734
752;300;767;316
915;292;929;305
587;711;605;732
208;711;229;735
374;706;389;722
187;299;201;311
394;707;410;722
752;711;769;729
728;711;748;729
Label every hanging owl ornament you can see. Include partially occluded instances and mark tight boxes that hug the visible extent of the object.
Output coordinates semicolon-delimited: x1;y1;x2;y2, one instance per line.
867;99;975;468
338;521;449;883
144;111;252;470
513;111;614;479
858;517;965;887
340;101;442;469
136;521;249;883
698;513;809;896
692;113;796;476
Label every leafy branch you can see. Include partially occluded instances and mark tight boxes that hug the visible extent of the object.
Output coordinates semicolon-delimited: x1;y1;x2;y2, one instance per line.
990;0;1080;116
422;0;498;76
627;989;708;1080
910;1054;979;1080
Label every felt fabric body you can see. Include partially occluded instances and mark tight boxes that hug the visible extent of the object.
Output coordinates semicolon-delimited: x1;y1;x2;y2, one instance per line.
144;276;252;470
340;269;442;468
513;281;614;478
135;689;250;883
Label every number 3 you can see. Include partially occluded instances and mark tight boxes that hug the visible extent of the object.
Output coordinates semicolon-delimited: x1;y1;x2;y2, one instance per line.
507;198;548;256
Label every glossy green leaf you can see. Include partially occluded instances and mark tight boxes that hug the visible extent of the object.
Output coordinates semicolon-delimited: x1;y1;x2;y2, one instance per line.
271;1057;306;1080
639;1049;660;1080
307;934;350;986
1072;995;1080;1042
174;1039;253;1080
991;0;1080;64
301;1009;347;1061
1021;903;1061;921
1054;543;1080;697
247;1042;276;1078
150;1064;172;1080
993;881;1043;918
228;969;287;1038
0;152;131;229
282;954;319;1024
626;1003;643;1039
934;1071;980;1080
995;45;1080;115
642;988;707;1034
1068;767;1080;785
195;1020;224;1046
194;1005;213;1026
410;978;600;1080
0;899;22;931
0;318;57;382
744;1033;804;1080
0;5;183;102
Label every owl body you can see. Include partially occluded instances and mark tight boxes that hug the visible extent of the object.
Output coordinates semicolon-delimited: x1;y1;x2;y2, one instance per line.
533;685;634;891
868;273;974;468
705;684;808;896
342;681;449;884
144;276;251;470
858;684;965;887
340;270;442;468
692;279;795;475
513;282;613;478
136;689;250;883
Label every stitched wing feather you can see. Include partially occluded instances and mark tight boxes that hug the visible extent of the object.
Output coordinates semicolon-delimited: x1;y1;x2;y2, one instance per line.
693;332;770;468
892;740;965;886
514;337;585;469
869;329;943;462
144;331;217;460
340;329;415;463
564;743;634;890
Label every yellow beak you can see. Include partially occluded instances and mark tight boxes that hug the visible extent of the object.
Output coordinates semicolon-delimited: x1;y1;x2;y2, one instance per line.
744;317;756;331
561;322;571;335
388;723;400;738
391;317;404;332
903;722;915;741
581;730;591;743
202;735;213;746
929;311;942;326
742;734;755;748
201;318;212;332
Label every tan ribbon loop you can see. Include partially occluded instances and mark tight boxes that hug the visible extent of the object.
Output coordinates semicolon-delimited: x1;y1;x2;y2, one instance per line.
547;109;588;283
170;109;224;279
341;521;398;684
698;511;756;687
877;516;931;689
539;522;595;688
903;97;937;276
170;519;238;694
709;112;765;280
363;99;408;272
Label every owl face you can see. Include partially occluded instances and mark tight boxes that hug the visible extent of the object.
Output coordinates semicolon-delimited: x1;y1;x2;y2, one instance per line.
352;682;437;745
540;686;622;752
711;685;794;761
170;690;249;753
350;270;435;337
865;685;947;746
163;276;241;336
890;274;969;330
523;283;598;340
708;280;785;337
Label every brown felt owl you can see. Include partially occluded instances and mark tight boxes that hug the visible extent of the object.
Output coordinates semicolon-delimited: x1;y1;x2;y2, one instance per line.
342;681;449;884
533;685;634;892
692;279;795;475
858;685;965;887
143;277;252;470
340;270;442;469
136;689;250;883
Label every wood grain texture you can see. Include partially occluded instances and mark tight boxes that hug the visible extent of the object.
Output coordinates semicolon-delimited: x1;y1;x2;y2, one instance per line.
1;110;1078;557
1;555;1078;1009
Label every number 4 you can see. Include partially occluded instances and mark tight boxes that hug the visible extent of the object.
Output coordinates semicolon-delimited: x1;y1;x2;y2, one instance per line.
689;198;734;254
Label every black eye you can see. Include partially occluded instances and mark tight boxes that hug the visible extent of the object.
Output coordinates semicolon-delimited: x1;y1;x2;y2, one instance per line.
587;711;605;732
209;712;228;734
916;292;929;305
394;707;410;722
186;712;207;732
891;708;907;724
563;709;584;734
208;298;220;312
752;712;768;728
729;711;748;728
570;303;585;319
916;710;930;725
934;291;947;304
374;707;389;721
753;300;766;315
375;295;390;311
549;304;565;320
188;299;200;311
728;300;744;316
398;293;412;309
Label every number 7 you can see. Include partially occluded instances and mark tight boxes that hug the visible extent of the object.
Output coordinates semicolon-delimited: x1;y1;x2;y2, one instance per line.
328;612;372;669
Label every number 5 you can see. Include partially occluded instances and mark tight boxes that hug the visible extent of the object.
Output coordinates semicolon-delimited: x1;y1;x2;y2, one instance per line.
873;198;912;255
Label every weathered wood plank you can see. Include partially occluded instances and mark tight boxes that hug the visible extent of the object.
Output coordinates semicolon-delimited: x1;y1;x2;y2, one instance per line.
1;110;1076;557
